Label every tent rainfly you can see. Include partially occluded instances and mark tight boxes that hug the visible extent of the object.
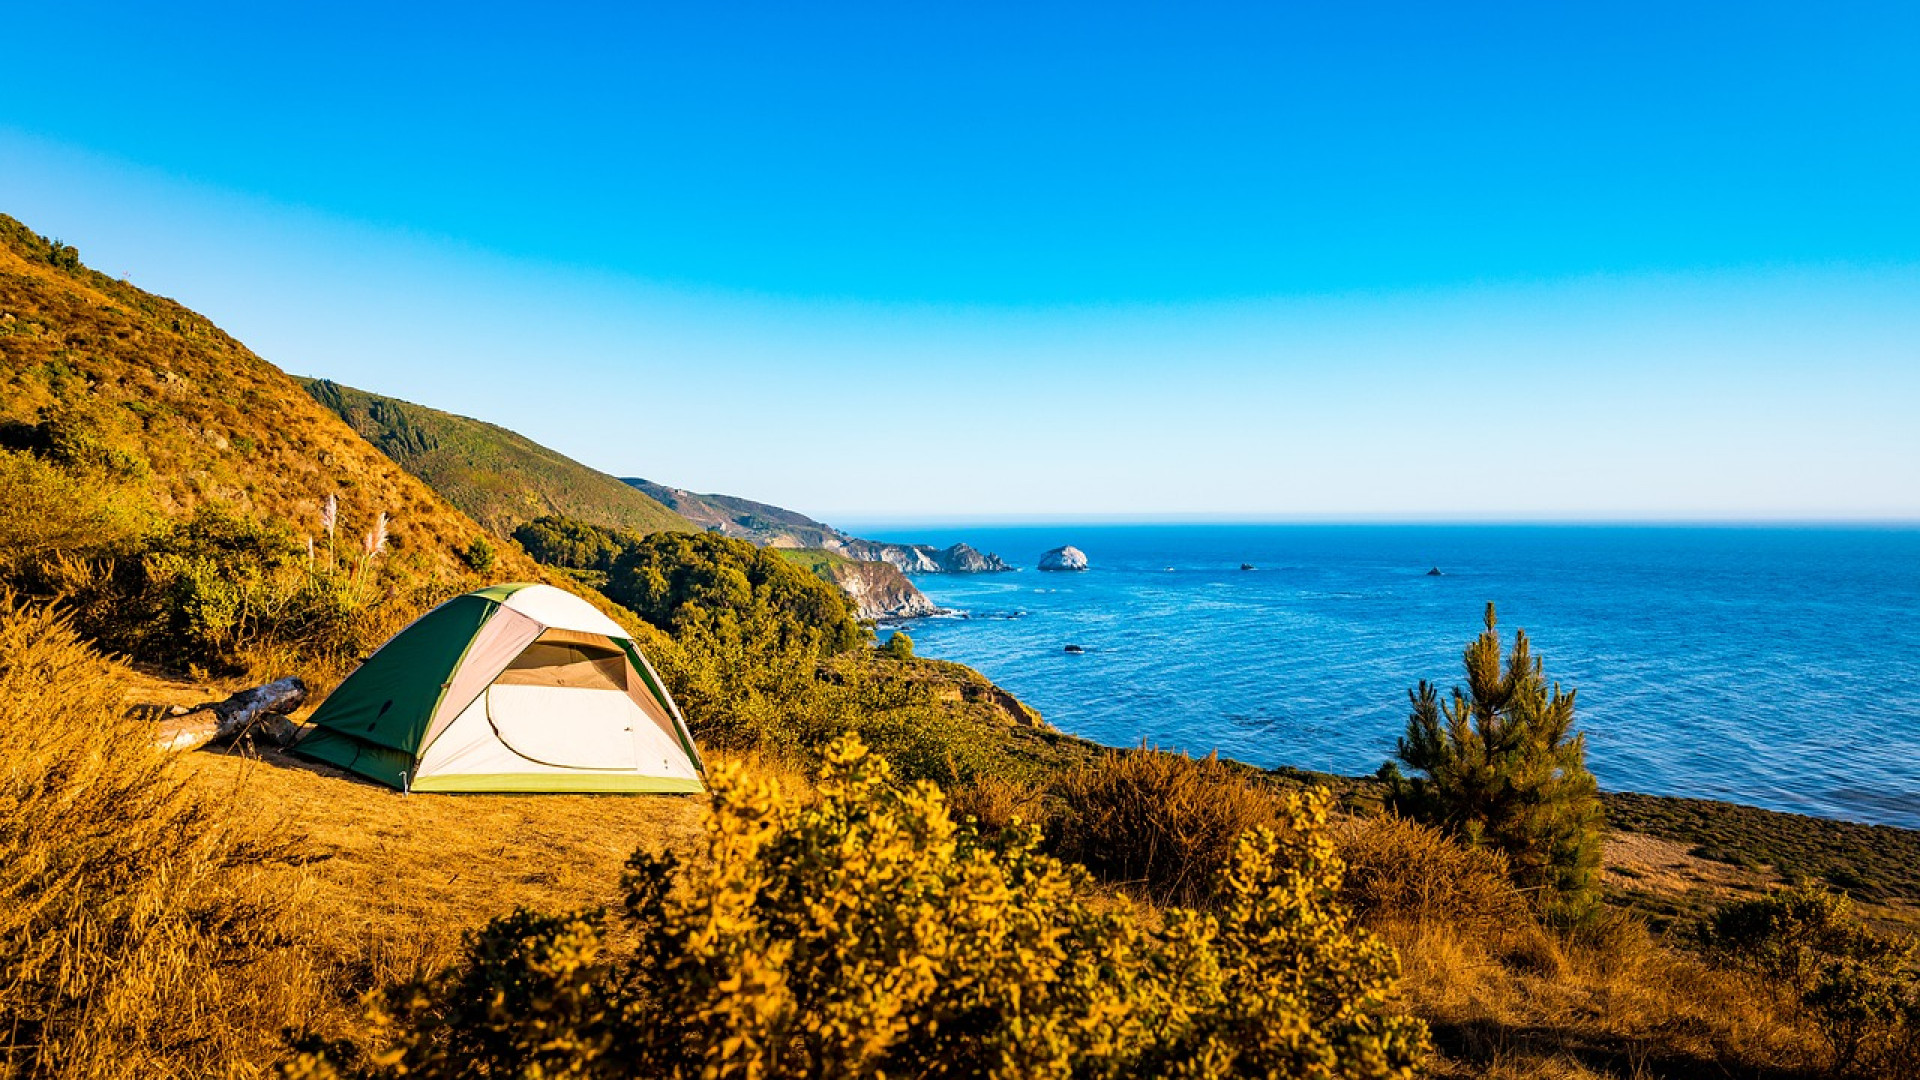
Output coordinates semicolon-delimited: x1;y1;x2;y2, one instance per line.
296;583;704;793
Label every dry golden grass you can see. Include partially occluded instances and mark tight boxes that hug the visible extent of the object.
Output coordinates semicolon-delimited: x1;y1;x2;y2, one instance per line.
0;597;326;1079
1049;745;1292;906
1333;812;1533;935
181;745;710;993
1393;910;1826;1079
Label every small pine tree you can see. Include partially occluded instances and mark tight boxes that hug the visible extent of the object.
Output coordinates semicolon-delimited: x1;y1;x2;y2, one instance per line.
461;536;497;576
881;630;914;659
1389;603;1603;921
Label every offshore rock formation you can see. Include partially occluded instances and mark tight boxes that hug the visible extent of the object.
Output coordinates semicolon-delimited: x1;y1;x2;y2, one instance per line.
1039;545;1089;571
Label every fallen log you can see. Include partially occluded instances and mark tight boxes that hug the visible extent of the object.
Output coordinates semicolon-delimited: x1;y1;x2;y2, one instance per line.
153;676;307;752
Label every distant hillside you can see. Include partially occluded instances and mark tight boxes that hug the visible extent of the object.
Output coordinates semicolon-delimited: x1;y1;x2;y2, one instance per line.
626;477;1011;574
295;383;952;617
0;213;543;586
626;478;845;547
303;379;692;539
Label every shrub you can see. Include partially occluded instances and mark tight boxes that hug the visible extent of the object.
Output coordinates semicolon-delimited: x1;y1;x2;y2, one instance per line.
460;535;497;575
1803;960;1919;1076
948;772;1048;837
280;734;1429;1080
1703;882;1912;996
1331;812;1531;934
27;501;433;681
1050;745;1292;906
881;628;914;659
512;514;633;573
1704;883;1920;1076
0;448;148;575
1387;603;1603;923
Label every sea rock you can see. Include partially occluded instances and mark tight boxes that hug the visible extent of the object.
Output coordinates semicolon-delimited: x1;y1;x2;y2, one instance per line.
1241;563;1256;571
1039;545;1089;572
1426;567;1444;577
937;542;1012;573
1064;644;1086;654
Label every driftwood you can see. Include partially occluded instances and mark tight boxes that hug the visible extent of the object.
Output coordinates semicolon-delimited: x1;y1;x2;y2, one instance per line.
153;676;307;752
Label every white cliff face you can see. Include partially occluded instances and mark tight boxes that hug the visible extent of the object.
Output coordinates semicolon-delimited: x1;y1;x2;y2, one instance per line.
1038;545;1089;571
827;560;943;618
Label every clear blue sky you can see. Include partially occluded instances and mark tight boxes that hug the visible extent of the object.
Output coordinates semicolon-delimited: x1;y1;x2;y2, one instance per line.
3;2;1916;520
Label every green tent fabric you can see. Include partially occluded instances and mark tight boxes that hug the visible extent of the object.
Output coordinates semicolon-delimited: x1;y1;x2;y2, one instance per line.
295;583;704;794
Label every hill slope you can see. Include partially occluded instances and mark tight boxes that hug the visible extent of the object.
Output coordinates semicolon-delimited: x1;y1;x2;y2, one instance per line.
298;383;955;616
775;548;941;619
302;378;692;538
0;214;538;584
0;212;663;680
627;477;1012;573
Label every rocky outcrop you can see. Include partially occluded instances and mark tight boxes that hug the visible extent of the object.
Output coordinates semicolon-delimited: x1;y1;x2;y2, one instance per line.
813;557;942;620
936;542;1011;573
843;539;1014;574
1039;545;1089;572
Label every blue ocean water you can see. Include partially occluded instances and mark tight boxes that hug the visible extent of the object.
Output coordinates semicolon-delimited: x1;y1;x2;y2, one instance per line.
855;525;1920;829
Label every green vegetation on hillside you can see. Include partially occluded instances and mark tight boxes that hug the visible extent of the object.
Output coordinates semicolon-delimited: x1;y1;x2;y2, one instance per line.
0;214;561;680
606;531;865;655
771;545;856;580
304;378;692;539
624;476;843;546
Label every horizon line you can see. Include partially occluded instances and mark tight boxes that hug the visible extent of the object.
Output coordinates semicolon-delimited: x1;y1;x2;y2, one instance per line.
829;514;1920;530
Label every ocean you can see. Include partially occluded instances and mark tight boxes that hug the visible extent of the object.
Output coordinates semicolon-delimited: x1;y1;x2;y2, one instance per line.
854;524;1920;830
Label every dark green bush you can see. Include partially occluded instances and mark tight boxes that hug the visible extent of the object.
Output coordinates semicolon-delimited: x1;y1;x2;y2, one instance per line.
460;536;497;576
606;531;865;656
1705;883;1920;1076
1387;603;1603;923
881;629;914;659
511;515;634;574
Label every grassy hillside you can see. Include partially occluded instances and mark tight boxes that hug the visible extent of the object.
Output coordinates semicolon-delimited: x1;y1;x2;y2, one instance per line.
302;379;692;539
626;475;844;546
0;213;670;683
0;215;528;584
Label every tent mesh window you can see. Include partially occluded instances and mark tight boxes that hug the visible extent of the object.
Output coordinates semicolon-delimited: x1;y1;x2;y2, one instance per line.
493;630;629;692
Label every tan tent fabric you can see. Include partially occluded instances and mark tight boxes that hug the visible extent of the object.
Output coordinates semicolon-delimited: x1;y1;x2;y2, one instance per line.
497;641;629;691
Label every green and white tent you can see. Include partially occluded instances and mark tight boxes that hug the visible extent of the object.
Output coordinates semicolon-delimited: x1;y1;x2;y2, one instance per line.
296;583;704;793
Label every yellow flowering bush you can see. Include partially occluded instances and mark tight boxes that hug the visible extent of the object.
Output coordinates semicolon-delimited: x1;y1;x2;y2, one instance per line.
282;735;1427;1079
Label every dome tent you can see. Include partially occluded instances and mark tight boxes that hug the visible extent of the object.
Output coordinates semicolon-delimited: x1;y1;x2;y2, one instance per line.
296;583;703;793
